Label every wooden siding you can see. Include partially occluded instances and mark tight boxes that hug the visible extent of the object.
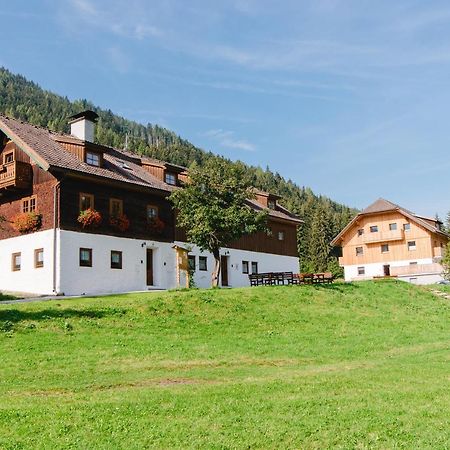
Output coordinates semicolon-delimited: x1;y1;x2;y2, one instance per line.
141;163;165;181
58;177;175;241
339;211;447;266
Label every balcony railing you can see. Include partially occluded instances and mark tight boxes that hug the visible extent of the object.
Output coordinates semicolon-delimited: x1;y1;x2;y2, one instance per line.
0;161;32;190
363;229;404;244
390;263;443;277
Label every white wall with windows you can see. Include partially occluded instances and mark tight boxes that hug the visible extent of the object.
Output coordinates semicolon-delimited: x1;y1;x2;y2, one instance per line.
344;258;445;284
0;229;55;295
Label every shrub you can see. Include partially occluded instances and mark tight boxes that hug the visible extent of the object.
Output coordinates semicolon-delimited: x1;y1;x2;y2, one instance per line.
77;208;102;228
12;211;42;233
109;213;130;232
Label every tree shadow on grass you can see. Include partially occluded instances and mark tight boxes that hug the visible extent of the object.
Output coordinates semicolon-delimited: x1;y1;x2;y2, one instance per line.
0;307;126;324
313;282;360;293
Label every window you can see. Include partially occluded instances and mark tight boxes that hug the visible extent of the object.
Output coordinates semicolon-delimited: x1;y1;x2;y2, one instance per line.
404;223;411;232
357;266;365;275
79;248;92;267
410;261;418;265
79;193;94;211
86;152;100;167
370;225;379;233
147;205;158;220
188;255;196;271
165;172;177;185
3;151;14;164
242;260;249;274
407;241;416;251
356;246;364;256
34;248;44;268
199;256;207;271
357;229;364;236
389;223;397;231
266;227;273;237
12;252;21;271
381;244;389;253
278;231;285;241
22;195;37;213
110;198;123;217
251;261;258;274
110;250;122;269
267;199;276;210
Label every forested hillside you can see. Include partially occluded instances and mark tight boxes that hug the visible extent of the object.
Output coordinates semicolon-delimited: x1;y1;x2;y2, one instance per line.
0;67;356;273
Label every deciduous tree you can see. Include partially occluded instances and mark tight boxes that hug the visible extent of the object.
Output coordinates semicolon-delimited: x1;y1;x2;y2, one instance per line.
170;160;267;287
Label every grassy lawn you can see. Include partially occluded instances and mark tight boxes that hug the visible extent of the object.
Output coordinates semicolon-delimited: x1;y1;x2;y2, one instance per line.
1;281;450;449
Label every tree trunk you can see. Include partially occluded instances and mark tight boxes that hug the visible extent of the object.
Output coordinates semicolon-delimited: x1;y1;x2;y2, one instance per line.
211;249;221;287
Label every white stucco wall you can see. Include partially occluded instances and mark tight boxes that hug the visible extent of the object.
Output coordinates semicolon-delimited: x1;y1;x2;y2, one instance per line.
56;231;300;295
343;258;445;285
0;229;56;295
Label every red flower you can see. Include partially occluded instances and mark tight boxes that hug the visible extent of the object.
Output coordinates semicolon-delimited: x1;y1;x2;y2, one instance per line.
148;217;165;234
109;213;130;232
12;212;42;233
78;208;102;228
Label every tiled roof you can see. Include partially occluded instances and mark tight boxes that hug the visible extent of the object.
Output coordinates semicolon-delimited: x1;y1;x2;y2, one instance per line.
0;115;175;192
246;198;303;223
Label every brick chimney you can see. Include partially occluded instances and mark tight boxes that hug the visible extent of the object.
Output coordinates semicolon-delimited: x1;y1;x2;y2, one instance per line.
68;110;99;142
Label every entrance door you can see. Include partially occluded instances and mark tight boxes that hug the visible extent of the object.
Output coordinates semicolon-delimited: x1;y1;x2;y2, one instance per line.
146;249;153;286
383;264;391;276
221;255;229;287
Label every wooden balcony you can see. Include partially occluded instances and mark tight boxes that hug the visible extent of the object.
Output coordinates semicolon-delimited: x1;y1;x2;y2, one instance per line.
390;263;443;277
0;161;32;190
363;229;404;244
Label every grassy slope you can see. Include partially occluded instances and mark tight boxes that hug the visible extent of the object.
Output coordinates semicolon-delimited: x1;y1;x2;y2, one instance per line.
0;281;449;449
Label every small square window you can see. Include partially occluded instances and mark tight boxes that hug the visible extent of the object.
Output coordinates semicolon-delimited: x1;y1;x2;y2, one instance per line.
188;255;196;271
86;152;100;167
251;261;258;274
404;223;411;232
389;223;397;231
242;261;249;274
80;193;94;211
110;198;123;217
357;229;364;236
147;205;158;220
381;244;389;253
267;200;276;210
356;246;364;256
357;266;365;275
111;250;122;269
407;241;416;251
199;256;207;271
278;231;285;241
165;172;177;185
34;248;44;268
3;152;14;164
22;196;37;213
370;225;378;233
409;261;418;265
79;248;92;267
12;252;21;271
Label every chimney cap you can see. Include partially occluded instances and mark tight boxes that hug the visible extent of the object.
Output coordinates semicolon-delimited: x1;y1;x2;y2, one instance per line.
68;110;99;124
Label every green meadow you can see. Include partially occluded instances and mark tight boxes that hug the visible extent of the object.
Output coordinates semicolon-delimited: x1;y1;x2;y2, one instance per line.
1;281;449;449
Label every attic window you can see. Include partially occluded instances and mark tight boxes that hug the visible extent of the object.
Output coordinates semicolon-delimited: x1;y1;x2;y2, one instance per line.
86;152;100;167
165;172;177;185
267;199;276;210
3;152;14;164
121;162;132;170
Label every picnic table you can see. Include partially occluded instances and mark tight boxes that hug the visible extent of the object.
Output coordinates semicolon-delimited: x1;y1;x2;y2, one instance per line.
249;271;333;286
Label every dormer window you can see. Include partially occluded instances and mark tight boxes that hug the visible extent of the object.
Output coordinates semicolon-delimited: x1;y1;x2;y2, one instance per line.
165;172;177;185
267;199;276;210
86;151;100;167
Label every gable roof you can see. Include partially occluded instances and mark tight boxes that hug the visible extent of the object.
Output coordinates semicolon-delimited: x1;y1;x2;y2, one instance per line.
331;198;449;245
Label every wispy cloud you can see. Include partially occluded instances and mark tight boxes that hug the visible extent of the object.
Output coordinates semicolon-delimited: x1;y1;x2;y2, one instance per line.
202;129;256;152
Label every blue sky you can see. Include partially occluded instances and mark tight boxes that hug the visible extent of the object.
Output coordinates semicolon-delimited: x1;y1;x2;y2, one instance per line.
1;0;449;218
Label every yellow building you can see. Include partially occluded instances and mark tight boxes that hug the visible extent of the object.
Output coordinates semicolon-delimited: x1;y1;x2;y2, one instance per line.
331;199;449;284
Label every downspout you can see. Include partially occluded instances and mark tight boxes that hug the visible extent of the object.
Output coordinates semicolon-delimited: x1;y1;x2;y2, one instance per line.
52;180;61;294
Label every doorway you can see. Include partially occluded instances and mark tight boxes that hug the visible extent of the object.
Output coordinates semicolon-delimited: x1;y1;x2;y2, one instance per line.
221;255;229;287
146;249;153;286
383;264;391;276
